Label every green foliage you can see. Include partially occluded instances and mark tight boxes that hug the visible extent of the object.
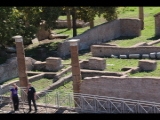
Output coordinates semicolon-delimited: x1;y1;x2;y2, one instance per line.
40;7;61;30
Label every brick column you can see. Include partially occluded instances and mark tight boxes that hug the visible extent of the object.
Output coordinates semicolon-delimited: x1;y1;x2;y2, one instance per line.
68;39;81;107
139;7;144;30
13;35;28;101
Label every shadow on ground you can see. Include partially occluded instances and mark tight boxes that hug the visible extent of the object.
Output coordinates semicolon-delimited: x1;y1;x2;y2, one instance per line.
147;36;160;40
111;36;138;41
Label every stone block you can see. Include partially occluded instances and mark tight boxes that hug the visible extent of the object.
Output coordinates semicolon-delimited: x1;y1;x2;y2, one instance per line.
138;60;157;71
89;57;106;70
150;52;156;59
34;61;46;71
119;55;127;59
142;54;149;59
129;54;140;59
46;57;62;72
156;52;160;59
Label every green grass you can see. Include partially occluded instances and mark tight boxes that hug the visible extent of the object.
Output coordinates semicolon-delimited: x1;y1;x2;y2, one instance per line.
30;78;53;92
109;7;160;47
105;58;138;72
36;80;73;105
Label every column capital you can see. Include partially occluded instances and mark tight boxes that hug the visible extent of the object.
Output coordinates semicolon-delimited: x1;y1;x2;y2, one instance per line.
68;39;80;46
12;35;23;42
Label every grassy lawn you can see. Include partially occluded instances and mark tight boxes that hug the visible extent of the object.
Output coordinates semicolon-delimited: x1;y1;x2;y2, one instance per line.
109;7;160;47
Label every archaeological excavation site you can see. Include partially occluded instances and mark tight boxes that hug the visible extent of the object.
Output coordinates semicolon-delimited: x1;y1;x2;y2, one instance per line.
1;7;160;114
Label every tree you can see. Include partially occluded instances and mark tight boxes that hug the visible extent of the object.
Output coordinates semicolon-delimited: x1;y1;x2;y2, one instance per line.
66;8;72;30
139;7;144;30
0;7;62;47
0;7;14;48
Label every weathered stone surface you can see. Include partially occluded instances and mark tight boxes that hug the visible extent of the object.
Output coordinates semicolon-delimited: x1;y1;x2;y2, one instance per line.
34;61;46;71
142;54;149;59
80;60;89;69
156;52;160;59
36;21;50;40
46;57;62;72
0;57;18;83
138;60;157;71
0;57;37;83
150;52;156;59
119;55;127;59
129;54;140;59
25;57;37;71
80;76;160;103
89;57;106;70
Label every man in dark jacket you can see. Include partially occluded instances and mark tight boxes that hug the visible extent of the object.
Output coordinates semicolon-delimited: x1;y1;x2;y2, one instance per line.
27;83;37;113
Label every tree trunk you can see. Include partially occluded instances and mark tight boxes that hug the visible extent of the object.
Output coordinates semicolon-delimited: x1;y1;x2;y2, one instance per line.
90;20;94;28
66;9;72;30
139;7;144;30
72;8;77;37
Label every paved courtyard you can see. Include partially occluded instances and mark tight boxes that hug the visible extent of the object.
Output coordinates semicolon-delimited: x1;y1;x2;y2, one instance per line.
0;103;78;114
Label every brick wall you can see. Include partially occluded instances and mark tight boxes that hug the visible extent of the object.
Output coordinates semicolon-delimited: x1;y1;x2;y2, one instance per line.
91;46;160;57
80;76;160;103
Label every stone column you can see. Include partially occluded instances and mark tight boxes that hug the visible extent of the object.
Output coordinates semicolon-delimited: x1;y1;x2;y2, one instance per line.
139;7;144;30
13;35;28;101
68;39;81;107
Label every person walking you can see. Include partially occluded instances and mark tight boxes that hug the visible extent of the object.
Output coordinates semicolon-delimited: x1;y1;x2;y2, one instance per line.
27;82;37;113
10;83;19;112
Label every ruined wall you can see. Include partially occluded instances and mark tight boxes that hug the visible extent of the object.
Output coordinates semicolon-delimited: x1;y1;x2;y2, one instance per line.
120;18;141;37
91;46;160;57
57;19;141;57
80;76;160;103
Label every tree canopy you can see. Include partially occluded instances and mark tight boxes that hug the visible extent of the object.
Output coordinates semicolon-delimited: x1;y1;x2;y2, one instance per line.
0;7;118;48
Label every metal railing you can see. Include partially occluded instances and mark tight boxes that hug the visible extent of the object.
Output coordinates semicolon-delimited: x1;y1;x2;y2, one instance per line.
1;87;160;113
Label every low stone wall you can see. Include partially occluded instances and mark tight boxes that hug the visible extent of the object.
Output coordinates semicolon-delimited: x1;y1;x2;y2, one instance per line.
57;18;141;57
81;69;124;79
91;46;160;57
80;76;160;103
